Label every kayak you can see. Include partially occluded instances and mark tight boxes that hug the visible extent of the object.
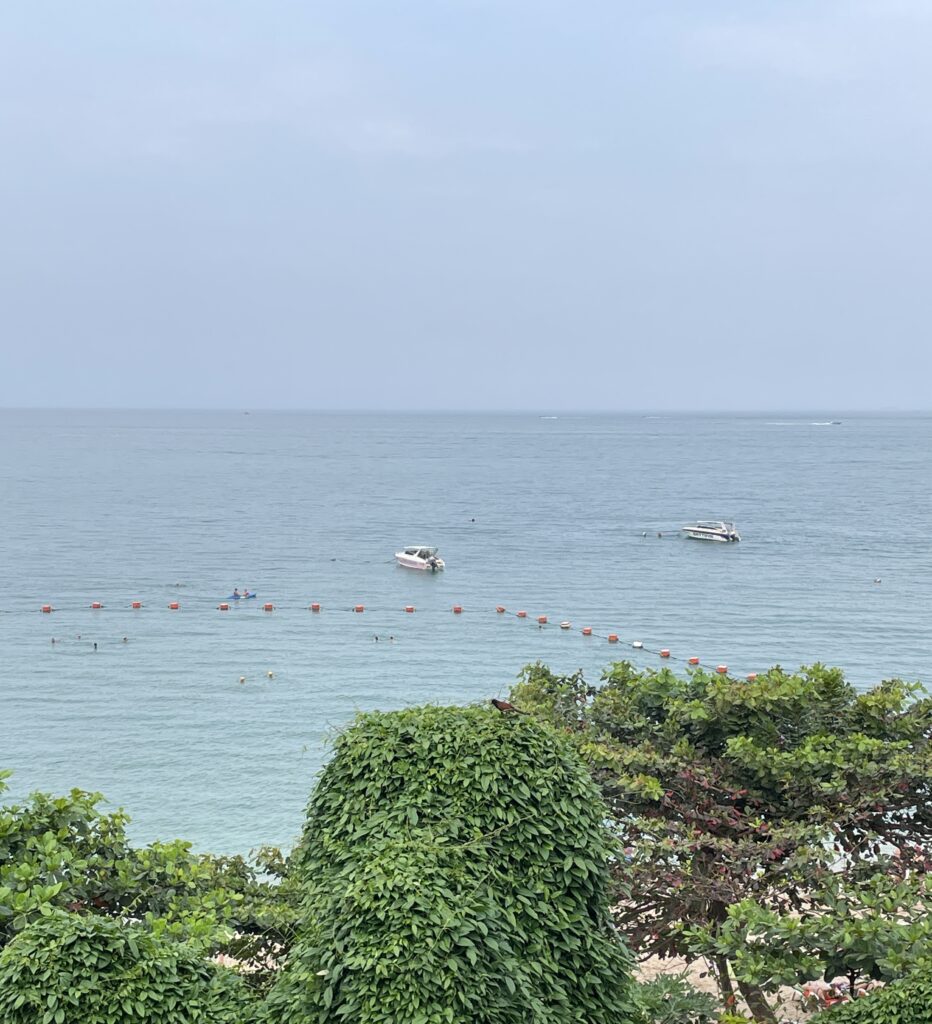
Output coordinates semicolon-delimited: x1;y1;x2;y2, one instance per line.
226;593;257;600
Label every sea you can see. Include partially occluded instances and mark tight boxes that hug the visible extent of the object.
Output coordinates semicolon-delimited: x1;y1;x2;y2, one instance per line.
1;410;930;855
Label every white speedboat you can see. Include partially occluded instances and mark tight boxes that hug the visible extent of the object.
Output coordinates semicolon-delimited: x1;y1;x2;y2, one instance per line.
395;546;445;571
681;521;740;542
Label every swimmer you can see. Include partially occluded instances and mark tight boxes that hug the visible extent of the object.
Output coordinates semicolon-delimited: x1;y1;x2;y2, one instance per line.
373;635;379;642
93;642;98;651
239;676;246;685
267;670;274;678
873;578;882;584
51;638;56;644
389;635;395;642
122;636;128;643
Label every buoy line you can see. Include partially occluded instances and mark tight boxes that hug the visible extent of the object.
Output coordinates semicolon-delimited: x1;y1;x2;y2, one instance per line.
494;606;747;680
22;594;775;681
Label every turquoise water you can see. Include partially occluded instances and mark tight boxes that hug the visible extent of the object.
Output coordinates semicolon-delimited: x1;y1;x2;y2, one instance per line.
2;410;930;853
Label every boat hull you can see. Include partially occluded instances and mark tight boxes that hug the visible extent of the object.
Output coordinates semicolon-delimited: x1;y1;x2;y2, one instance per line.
395;555;445;571
682;529;739;542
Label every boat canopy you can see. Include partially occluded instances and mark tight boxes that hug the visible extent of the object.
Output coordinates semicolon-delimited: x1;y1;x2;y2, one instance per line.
403;546;438;557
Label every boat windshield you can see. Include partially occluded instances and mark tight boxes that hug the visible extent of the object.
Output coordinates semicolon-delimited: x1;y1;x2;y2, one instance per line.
404;547;438;557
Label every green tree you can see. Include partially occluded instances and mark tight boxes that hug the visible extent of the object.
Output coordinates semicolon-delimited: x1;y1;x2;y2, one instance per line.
267;703;640;1024
0;773;299;991
0;911;250;1023
510;662;932;1022
690;871;932;997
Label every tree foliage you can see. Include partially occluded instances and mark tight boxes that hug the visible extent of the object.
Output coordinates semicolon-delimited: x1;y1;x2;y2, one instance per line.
692;871;932;992
633;973;719;1024
0;911;249;1023
267;704;639;1024
0;772;299;992
510;662;932;1022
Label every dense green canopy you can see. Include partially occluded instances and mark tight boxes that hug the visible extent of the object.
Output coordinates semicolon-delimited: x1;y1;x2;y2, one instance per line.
0;911;247;1024
267;703;639;1024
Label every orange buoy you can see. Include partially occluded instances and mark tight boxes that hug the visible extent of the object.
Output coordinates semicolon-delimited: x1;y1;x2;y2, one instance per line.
263;602;274;612
90;602;103;610
218;602;229;611
560;621;571;630
452;605;463;614
354;605;364;613
660;649;670;658
310;602;321;612
496;605;506;613
404;605;415;613
516;610;527;618
746;672;758;682
608;634;619;643
581;627;593;636
168;601;179;610
131;601;142;609
537;615;547;624
41;604;53;613
688;656;700;665
716;664;728;675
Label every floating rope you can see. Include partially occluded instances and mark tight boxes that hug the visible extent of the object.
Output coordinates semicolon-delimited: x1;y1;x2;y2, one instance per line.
21;594;784;681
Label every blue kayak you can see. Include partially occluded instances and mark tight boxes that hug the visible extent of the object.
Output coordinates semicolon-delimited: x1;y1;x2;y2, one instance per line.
226;593;257;600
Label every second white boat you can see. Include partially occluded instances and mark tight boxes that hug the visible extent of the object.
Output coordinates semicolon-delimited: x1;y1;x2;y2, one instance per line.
681;521;741;542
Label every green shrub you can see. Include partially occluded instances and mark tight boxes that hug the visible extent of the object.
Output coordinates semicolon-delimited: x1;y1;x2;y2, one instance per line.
268;703;639;1023
0;774;299;991
634;974;719;1024
0;911;250;1023
823;963;932;1023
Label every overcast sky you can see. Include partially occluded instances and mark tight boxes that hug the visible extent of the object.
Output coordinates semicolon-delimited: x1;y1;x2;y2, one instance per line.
2;1;930;410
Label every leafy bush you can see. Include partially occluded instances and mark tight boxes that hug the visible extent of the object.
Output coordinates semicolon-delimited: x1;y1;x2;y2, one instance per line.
0;911;250;1023
267;703;639;1023
0;773;299;989
822;963;932;1022
634;973;719;1024
0;777;131;944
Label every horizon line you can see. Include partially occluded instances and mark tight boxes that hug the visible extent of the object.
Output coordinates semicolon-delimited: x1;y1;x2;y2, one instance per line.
1;406;930;416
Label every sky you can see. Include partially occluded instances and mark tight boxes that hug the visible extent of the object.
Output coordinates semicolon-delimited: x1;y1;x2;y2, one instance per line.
2;1;931;411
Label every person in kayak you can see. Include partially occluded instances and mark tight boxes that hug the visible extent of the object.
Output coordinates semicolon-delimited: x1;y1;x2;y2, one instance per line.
233;588;240;599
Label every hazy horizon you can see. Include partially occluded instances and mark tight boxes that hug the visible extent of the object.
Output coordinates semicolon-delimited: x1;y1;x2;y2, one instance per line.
1;401;925;413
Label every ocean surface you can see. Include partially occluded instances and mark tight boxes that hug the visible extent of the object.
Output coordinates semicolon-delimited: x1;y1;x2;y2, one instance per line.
1;410;930;854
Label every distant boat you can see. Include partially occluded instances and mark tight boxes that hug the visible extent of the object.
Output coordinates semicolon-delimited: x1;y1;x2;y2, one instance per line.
226;592;257;600
395;546;445;571
681;521;741;543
